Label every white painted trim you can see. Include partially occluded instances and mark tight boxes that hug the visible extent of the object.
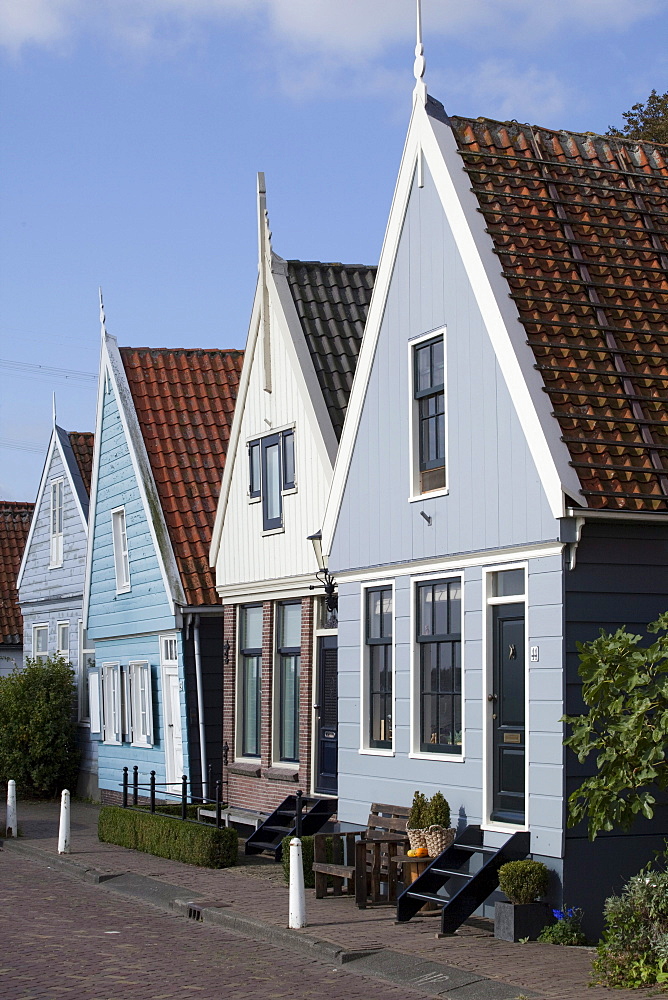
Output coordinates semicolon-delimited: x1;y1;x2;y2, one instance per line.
16;434;57;592
216;574;317;603
409;569;466;760
82;335;108;627
32;622;49;661
359;579;396;754
407;327;448;501
53;426;89;535
111;505;131;594
481;562;529;831
334;542;563;585
56;620;70;657
48;478;64;569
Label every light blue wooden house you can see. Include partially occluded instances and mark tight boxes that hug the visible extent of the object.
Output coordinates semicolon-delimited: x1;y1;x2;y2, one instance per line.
84;329;242;804
17;424;97;796
319;53;668;936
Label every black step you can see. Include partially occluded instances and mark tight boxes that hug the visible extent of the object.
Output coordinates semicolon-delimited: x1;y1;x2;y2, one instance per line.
244;794;337;861
430;867;474;878
406;890;450;904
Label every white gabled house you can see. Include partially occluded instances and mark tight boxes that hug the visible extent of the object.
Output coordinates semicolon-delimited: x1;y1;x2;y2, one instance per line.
209;175;375;825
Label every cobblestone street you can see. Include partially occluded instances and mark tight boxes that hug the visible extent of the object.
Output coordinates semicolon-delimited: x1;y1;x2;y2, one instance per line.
0;852;432;1000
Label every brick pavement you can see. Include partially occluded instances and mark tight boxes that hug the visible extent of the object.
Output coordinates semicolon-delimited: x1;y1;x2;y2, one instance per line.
1;801;649;1000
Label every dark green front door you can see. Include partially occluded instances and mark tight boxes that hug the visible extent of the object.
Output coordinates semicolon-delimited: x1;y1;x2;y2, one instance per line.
491;605;525;824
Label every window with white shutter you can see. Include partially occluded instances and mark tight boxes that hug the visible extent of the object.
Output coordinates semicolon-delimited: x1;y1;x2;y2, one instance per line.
129;661;153;747
111;507;131;593
49;479;64;568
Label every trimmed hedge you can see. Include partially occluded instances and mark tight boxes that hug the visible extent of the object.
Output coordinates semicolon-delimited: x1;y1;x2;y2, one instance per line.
99;806;238;868
281;834;332;889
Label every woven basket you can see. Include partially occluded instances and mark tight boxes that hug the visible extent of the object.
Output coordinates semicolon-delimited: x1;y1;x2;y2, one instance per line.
406;827;428;851
425;825;456;857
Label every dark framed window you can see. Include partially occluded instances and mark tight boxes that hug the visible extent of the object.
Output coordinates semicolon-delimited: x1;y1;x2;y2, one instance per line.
366;587;392;749
417;578;461;754
239;605;263;758
414;335;445;493
249;441;261;499
248;429;296;529
277;601;301;763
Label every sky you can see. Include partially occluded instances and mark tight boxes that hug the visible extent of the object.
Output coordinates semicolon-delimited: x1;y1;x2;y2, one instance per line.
1;0;667;501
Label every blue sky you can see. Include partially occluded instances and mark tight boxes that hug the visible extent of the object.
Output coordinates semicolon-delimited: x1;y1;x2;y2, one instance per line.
1;0;667;500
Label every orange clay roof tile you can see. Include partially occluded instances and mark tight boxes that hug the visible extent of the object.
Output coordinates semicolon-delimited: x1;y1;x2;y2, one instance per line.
447;111;668;512
119;347;243;606
0;501;33;646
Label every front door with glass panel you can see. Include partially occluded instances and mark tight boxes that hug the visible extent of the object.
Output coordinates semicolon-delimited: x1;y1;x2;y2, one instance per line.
315;636;337;794
491;601;525;823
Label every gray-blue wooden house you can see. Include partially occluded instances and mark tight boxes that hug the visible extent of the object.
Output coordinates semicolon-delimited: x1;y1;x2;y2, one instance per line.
17;427;96;796
320;83;668;934
84;333;242;804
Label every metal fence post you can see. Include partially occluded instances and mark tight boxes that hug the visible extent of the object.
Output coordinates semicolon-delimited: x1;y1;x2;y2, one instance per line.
215;780;222;829
150;770;156;814
181;775;188;821
122;767;128;808
295;789;303;839
132;765;139;806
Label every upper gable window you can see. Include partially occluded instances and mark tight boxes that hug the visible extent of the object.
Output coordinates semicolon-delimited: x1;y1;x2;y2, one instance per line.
247;429;296;532
413;334;446;494
49;479;64;568
111;507;131;593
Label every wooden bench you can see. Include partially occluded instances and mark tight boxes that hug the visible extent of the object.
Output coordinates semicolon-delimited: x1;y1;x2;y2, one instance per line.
312;802;410;907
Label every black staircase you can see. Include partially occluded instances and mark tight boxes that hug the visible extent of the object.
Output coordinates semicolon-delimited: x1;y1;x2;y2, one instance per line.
396;824;530;934
244;794;337;861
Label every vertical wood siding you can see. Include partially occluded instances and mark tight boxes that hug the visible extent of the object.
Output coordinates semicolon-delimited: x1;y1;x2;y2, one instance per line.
87;383;173;639
330;162;558;576
216;301;331;590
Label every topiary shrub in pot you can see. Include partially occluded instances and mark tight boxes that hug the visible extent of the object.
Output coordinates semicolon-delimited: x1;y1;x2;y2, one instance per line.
424;791;455;856
407;791;429;851
495;859;551;942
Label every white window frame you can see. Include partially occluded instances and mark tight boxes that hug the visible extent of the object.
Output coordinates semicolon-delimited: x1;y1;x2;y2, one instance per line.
408;327;449;502
49;478;64;568
33;623;49;662
78;621;95;724
129;661;154;748
102;662;122;744
481;563;529;834
56;621;70;659
409;569;466;761
359;580;396;757
89;664;102;739
111;506;131;594
235;604;263;763
272;601;302;768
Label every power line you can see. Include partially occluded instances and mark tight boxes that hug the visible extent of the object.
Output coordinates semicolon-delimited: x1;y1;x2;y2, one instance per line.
0;439;45;454
0;359;97;383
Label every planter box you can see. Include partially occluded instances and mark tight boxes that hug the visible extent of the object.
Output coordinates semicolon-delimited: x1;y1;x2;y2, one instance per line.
494;900;550;942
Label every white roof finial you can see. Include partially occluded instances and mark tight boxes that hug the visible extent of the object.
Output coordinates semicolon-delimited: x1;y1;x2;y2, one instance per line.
52;392;57;428
413;0;427;106
99;286;107;338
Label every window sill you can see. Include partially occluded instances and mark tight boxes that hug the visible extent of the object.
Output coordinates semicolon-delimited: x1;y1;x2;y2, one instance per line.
48;562;63;570
131;741;153;750
408;750;465;762
115;585;132;595
408;488;449;504
282;486;298;496
358;747;395;757
228;761;261;777
481;821;528;835
264;766;299;782
262;526;284;537
248;496;261;504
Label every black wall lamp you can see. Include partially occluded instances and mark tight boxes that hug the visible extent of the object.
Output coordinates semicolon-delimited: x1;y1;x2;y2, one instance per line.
308;530;338;625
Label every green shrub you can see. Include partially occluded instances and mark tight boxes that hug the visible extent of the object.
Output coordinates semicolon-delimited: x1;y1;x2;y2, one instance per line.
592;859;668;988
408;791;429;829
538;907;586;946
0;656;80;797
281;834;332;888
498;860;550;905
99;806;238;867
426;791;451;828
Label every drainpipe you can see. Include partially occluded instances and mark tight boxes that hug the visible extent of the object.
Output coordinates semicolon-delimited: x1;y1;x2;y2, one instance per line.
193;614;208;801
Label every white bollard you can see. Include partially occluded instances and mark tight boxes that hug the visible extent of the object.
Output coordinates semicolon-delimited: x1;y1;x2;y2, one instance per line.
6;780;17;838
288;837;306;928
58;789;70;854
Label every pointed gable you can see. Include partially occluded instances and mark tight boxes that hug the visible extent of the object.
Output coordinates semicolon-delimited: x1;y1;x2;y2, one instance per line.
119;348;243;606
0;502;33;646
449;116;668;512
286;262;376;440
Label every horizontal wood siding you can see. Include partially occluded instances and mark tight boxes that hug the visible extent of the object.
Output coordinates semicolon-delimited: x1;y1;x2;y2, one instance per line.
95;632;190;797
216;296;331;590
329;162;558;577
87;383;173;640
18;445;87;604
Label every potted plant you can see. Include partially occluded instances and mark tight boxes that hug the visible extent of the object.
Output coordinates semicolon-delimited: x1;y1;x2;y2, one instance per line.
424;791;456;856
495;859;551;942
406;791;429;850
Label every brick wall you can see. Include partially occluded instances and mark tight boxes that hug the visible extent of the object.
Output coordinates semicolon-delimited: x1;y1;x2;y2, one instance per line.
222;595;318;815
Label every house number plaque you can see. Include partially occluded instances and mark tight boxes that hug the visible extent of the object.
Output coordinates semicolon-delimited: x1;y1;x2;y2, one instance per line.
503;733;521;744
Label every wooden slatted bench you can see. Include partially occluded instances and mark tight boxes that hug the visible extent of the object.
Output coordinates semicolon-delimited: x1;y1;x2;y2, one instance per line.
312;802;410;908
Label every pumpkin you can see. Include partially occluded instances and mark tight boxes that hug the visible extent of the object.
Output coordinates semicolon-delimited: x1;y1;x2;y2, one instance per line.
415;847;429;857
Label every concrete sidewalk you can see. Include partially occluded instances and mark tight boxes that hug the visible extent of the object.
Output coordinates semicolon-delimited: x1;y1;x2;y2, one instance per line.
0;801;641;1000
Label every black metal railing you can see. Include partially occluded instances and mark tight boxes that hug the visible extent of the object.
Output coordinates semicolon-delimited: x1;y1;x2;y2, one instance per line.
120;766;227;829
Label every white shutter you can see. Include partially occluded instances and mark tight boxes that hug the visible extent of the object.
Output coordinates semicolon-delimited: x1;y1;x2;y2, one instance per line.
89;666;102;739
129;661;153;747
102;662;122;744
122;667;132;743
